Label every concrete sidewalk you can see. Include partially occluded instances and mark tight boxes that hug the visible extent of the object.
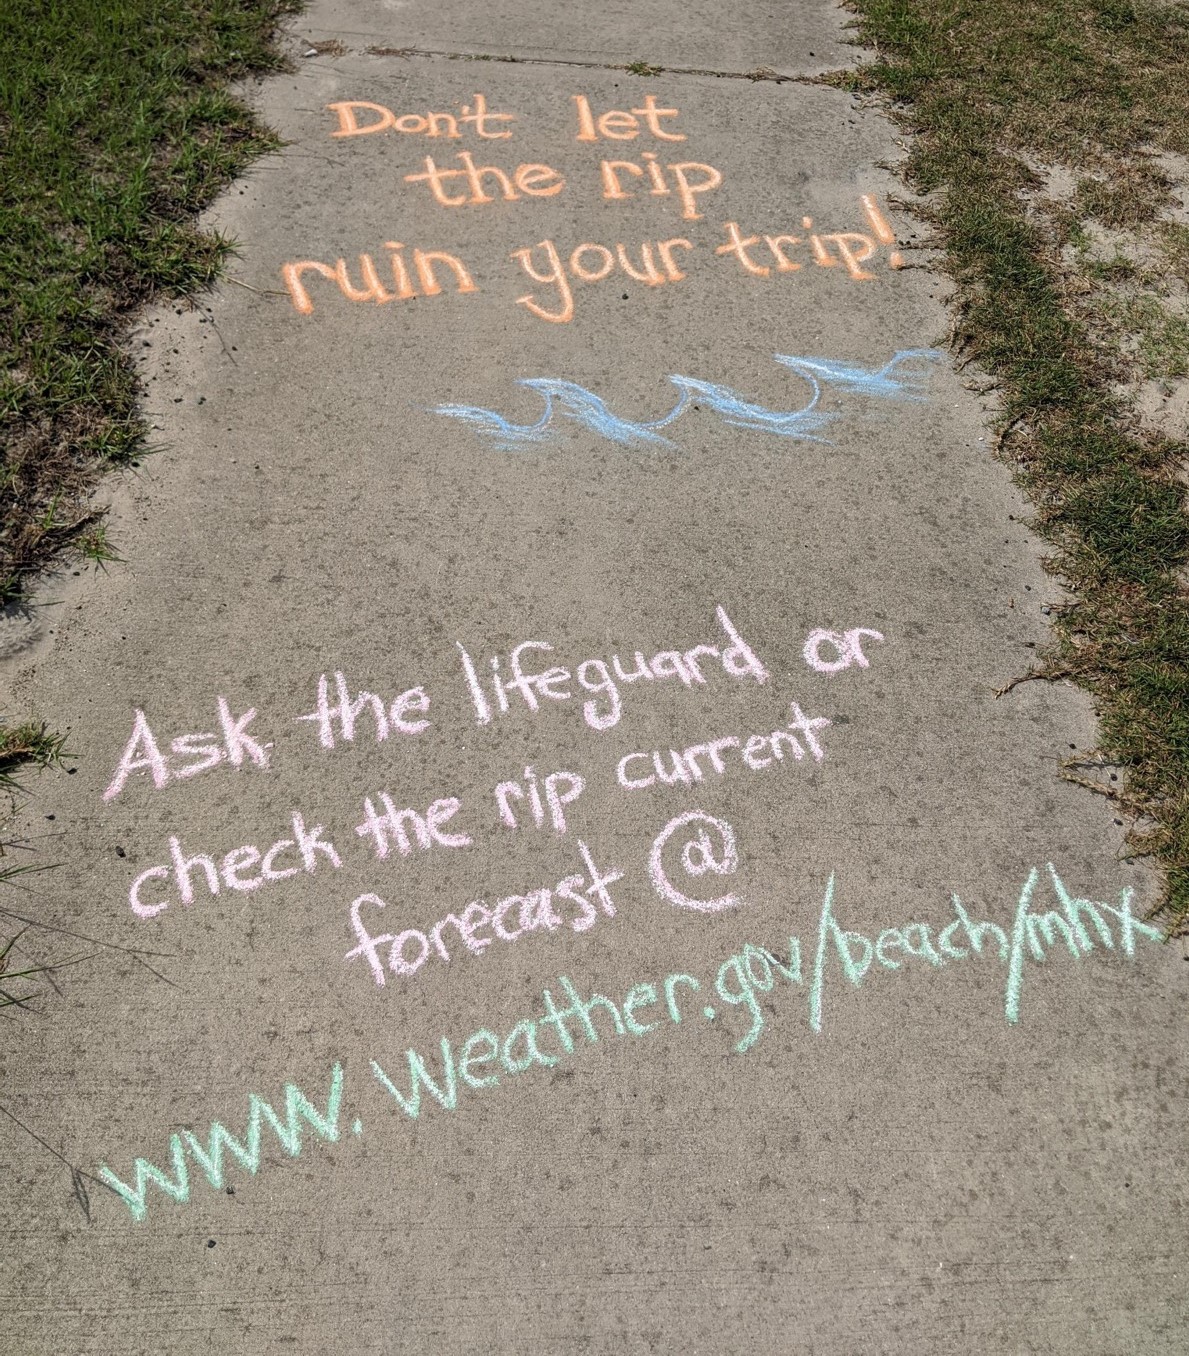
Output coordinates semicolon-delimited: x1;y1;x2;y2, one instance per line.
1;2;1185;1352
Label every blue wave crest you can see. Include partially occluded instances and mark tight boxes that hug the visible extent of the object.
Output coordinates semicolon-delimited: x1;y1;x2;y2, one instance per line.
432;348;941;449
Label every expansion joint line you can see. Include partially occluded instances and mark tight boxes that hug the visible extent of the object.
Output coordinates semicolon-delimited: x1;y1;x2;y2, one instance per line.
313;43;827;86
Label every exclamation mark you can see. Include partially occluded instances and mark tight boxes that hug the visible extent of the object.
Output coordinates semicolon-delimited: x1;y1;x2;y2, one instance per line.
861;195;904;269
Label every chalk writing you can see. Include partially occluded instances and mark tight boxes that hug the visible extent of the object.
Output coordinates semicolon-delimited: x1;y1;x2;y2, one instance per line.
344;839;622;986
128;811;341;919
494;766;585;834
97;1064;344;1222
434;349;939;449
717;198;904;281
328;94;515;140
456;606;768;729
98;865;1163;1221
503;203;905;323
104;700;270;801
598;158;723;219
354;792;472;860
296;672;431;747
509;235;695;321
281;244;478;316
648;810;743;913
802;627;884;674
104;612;872;808
106;606;896;941
808;863;1163;1032
572;94;686;143
615;701;832;794
292;82;919;323
278;203;911;319
404;154;566;206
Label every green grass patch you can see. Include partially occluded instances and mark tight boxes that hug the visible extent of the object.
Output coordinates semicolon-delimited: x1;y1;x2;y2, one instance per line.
0;0;296;789
1094;294;1189;379
0;721;71;793
0;0;297;609
834;0;1189;929
1159;223;1189;286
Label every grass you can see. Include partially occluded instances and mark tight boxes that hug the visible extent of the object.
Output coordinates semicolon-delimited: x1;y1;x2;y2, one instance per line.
833;0;1189;930
1093;294;1189;380
0;0;297;806
0;722;70;793
0;0;297;609
0;928;90;1010
0;723;72;1006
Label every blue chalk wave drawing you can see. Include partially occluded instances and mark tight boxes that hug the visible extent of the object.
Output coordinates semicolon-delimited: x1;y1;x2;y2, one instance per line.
432;348;942;450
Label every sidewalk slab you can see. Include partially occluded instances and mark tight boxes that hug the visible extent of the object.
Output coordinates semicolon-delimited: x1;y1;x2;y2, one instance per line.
0;33;1185;1356
298;0;856;75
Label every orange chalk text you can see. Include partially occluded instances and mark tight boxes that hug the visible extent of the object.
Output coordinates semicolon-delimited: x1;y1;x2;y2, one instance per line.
327;93;515;140
573;93;686;142
512;236;694;323
281;242;478;315
714;198;906;282
599;156;723;220
405;153;565;206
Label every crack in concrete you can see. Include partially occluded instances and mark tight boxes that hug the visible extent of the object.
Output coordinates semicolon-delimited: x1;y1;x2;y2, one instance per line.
305;41;828;86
